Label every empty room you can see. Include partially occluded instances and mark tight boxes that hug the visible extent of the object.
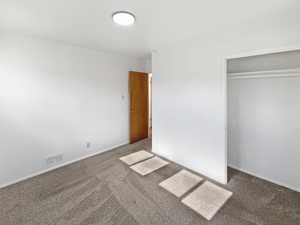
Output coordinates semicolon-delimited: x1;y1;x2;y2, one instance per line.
0;1;299;225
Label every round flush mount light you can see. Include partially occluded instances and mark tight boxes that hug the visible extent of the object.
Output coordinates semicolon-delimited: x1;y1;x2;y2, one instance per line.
112;11;135;26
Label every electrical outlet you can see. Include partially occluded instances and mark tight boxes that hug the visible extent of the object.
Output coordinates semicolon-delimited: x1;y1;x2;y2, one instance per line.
46;154;63;166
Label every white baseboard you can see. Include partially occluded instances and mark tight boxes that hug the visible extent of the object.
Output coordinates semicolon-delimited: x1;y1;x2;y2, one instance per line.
228;164;300;192
0;141;129;189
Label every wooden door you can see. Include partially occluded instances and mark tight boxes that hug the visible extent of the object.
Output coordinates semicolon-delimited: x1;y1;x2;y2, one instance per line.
129;71;149;143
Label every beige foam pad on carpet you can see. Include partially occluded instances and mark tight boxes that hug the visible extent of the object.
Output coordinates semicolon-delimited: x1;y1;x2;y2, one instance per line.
119;150;153;165
130;156;169;176
181;181;232;221
159;170;203;198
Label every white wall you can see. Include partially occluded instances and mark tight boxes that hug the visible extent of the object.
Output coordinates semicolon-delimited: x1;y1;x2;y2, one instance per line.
152;49;227;183
137;55;152;73
152;27;300;185
145;56;152;73
228;72;300;191
0;33;144;188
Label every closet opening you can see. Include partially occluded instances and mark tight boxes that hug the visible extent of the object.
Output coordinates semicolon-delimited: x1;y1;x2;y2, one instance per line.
226;49;300;191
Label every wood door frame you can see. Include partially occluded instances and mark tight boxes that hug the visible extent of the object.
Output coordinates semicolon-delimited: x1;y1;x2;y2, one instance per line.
129;71;149;143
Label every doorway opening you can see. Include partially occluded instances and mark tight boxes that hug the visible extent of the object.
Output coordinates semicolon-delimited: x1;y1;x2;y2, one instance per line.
148;73;152;138
129;71;152;144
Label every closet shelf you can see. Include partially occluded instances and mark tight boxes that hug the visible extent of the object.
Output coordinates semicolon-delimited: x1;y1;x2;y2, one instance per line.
228;68;300;79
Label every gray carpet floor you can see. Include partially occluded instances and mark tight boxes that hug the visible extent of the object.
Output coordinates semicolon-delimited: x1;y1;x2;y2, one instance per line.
0;139;299;225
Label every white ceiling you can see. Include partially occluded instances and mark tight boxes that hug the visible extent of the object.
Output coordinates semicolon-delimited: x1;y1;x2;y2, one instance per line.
0;0;299;57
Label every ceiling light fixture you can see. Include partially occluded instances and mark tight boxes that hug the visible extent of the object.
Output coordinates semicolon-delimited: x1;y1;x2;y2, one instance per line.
112;11;135;26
